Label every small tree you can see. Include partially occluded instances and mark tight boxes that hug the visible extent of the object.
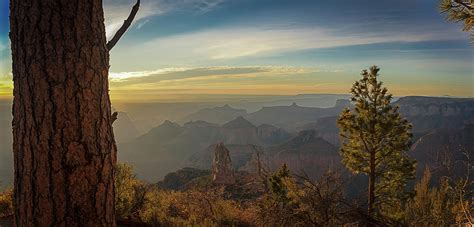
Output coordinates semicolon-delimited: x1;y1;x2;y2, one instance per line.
404;167;454;225
268;164;293;207
115;163;149;220
257;164;300;225
337;66;416;218
439;0;474;32
0;187;13;218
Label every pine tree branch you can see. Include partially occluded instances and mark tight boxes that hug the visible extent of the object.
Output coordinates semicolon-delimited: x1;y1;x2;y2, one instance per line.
455;0;474;11
106;0;141;51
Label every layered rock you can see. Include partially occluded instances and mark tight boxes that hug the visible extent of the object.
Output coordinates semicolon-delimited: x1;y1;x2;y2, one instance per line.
221;116;259;144
395;96;474;116
394;96;474;132
212;143;236;185
187;144;257;171
245;102;347;132
266;130;342;178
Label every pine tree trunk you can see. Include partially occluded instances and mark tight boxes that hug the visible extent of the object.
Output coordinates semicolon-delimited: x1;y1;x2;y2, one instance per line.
368;150;376;216
10;0;116;226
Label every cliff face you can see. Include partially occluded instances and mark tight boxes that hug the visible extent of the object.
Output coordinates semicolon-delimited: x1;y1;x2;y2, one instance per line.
212;143;236;185
266;130;342;178
397;98;474;117
394;97;474;132
410;124;474;179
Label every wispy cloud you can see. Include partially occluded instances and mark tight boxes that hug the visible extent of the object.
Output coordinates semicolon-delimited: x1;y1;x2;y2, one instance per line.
192;0;225;14
103;0;164;38
140;25;462;61
110;67;192;81
109;66;320;87
103;0;225;38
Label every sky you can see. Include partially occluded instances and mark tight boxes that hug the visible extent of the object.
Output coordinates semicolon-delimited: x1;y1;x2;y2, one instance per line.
0;0;473;101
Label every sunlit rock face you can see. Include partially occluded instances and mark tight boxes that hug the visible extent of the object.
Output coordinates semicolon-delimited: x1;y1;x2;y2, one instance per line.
395;96;474;117
212;143;236;185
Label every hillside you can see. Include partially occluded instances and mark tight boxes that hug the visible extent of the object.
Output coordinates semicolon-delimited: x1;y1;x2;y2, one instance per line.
118;117;289;181
245;100;350;131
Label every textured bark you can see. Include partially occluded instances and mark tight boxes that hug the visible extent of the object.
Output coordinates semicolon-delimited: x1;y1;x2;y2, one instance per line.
10;0;116;226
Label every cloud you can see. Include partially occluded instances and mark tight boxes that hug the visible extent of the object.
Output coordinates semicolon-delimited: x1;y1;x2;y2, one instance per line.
192;0;225;14
103;0;225;38
109;66;321;88
110;67;191;81
139;25;462;61
103;0;164;38
136;19;151;29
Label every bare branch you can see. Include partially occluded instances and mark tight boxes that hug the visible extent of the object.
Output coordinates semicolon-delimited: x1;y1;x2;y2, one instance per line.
106;0;141;51
111;112;118;124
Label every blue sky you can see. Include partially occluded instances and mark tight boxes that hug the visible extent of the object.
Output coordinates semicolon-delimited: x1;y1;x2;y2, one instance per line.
0;0;473;100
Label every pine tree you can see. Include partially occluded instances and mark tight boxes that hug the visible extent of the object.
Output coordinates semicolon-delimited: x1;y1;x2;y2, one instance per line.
10;0;139;224
258;164;299;225
337;66;416;217
268;164;292;207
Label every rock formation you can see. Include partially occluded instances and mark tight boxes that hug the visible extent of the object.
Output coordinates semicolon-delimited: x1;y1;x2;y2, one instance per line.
220;116;259;144
212;143;236;184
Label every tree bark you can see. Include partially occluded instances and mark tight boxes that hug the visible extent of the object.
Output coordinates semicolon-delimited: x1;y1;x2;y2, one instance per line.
10;0;116;226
